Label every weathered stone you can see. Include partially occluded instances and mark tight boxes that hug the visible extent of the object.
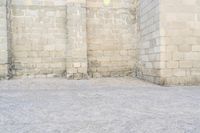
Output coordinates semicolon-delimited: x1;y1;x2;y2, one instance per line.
0;0;199;85
137;0;200;85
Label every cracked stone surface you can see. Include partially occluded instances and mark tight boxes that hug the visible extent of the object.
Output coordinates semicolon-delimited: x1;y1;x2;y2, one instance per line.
0;78;200;133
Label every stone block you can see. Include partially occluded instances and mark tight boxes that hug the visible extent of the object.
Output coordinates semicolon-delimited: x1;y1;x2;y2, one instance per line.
74;63;81;68
179;61;192;68
167;61;178;69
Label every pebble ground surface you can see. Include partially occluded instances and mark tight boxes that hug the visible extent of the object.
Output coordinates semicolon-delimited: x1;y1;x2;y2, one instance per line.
0;78;200;133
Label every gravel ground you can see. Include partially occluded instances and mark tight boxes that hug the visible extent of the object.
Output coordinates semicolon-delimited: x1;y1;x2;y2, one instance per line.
0;78;200;133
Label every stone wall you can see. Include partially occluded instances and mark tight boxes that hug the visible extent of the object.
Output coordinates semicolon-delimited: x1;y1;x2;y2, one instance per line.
0;0;200;85
3;0;137;79
10;0;87;79
136;0;162;84
11;0;67;77
159;0;200;85
66;1;88;79
136;0;200;85
87;0;137;78
0;0;11;79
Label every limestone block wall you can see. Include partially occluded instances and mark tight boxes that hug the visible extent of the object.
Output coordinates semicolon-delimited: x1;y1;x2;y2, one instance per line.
159;0;200;85
1;0;137;79
136;0;162;84
87;0;137;78
0;0;11;79
10;0;88;78
1;0;200;85
137;0;200;85
11;0;67;77
66;1;88;79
